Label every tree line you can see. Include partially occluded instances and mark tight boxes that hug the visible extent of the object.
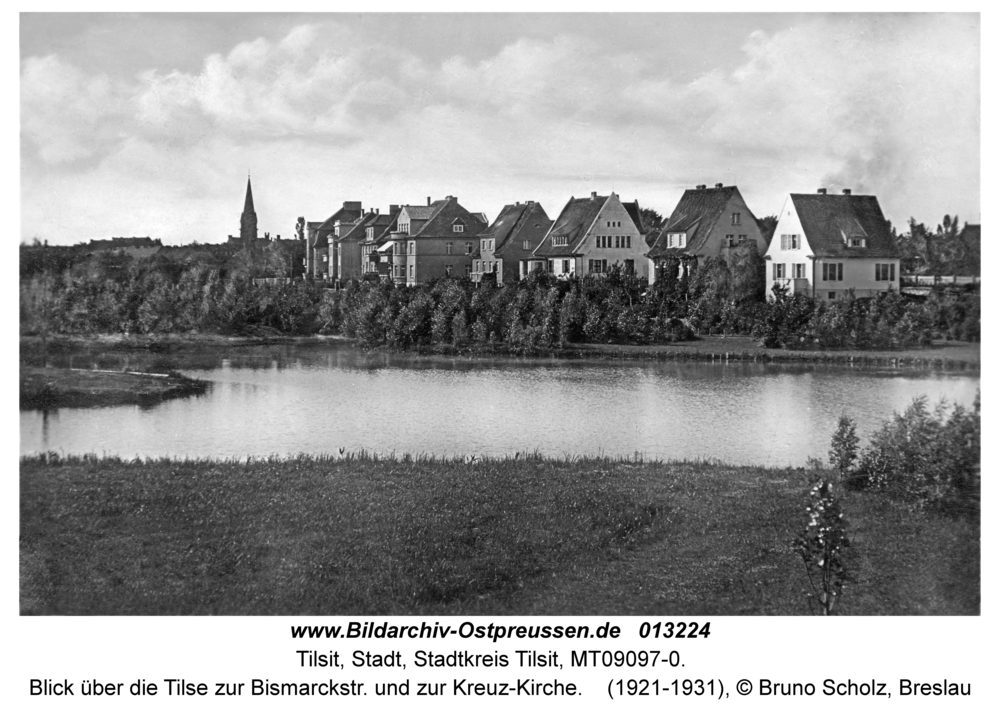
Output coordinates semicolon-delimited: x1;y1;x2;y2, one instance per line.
20;242;979;351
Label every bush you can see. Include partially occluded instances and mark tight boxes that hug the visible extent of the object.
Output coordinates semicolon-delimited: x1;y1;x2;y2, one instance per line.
856;395;980;514
794;480;849;615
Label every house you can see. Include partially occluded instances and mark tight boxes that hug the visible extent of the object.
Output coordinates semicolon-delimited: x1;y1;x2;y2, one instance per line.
525;192;647;279
764;188;901;300
472;201;552;285
305;201;364;279
86;236;163;259
645;183;766;284
333;206;401;282
384;196;487;285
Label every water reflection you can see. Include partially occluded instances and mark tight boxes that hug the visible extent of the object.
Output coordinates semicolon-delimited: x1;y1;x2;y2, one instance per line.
21;343;980;466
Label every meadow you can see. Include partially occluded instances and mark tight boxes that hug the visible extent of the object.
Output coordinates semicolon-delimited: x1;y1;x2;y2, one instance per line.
20;453;979;616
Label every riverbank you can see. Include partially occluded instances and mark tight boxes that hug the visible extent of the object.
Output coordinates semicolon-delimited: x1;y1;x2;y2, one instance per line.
20;454;979;615
20;333;980;370
20;366;209;410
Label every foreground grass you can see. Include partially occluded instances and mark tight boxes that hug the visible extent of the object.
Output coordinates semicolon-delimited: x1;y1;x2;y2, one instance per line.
20;454;979;616
20;366;208;410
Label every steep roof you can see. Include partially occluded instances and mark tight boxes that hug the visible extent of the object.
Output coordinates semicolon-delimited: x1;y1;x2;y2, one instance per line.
314;201;365;242
647;185;743;259
532;194;607;258
791;193;900;259
491;202;553;259
336;212;379;243
243;175;255;214
411;197;488;238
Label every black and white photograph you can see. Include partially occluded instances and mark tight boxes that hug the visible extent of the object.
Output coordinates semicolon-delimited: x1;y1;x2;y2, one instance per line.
19;10;981;624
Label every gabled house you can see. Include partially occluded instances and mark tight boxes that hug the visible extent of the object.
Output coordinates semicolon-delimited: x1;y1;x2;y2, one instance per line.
384;196;487;285
645;183;765;284
359;207;401;278
305;200;363;279
472;201;552;285
764;188;901;300
525;192;647;279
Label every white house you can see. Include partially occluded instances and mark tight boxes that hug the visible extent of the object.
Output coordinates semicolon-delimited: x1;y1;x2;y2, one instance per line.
765;189;901;301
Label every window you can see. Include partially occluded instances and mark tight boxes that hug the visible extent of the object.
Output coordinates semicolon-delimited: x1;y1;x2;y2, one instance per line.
793;263;806;279
773;263;786;279
780;234;800;250
625;236;631;248
446;242;453;255
615;236;621;248
366;228;373;240
828;292;837;300
732;213;741;225
822;263;843;281
552;236;569;247
726;234;735;246
589;259;607;274
667;233;686;249
408;241;415;255
453;223;464;233
409;265;414;278
445;264;453;276
562;259;570;273
465;265;471;277
847;237;866;248
398;223;409;234
738;235;747;243
523;239;530;250
465;242;472;254
875;263;896;281
490;240;494;251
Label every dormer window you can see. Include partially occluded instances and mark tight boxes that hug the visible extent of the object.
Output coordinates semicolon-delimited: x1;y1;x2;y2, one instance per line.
552;236;569;247
847;236;866;248
452;220;465;233
732;213;741;225
667;233;686;249
366;228;374;240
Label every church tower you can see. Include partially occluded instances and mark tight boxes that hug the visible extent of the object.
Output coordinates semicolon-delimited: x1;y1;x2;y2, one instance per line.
240;173;258;244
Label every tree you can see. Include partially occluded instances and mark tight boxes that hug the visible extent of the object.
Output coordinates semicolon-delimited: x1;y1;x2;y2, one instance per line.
829;415;859;480
756;214;778;247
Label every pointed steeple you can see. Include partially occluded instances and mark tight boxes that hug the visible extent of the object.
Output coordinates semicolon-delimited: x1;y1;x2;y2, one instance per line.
240;172;258;243
243;173;255;213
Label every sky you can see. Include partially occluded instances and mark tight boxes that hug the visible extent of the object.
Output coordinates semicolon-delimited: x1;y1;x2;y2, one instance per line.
20;12;981;245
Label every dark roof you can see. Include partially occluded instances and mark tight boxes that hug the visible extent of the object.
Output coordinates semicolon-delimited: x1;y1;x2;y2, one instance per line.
313;201;364;245
532;194;607;258
489;202;553;259
243;176;255;214
791;193;900;259
411;197;488;238
647;185;743;259
336;212;380;243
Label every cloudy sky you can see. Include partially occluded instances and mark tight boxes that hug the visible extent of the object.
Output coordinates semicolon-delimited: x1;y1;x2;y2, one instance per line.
21;12;980;245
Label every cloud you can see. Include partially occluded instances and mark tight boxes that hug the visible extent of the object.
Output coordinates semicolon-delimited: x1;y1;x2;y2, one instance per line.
20;15;979;244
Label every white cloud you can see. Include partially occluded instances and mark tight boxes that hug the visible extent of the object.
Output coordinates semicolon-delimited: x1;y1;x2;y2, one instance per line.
20;15;980;244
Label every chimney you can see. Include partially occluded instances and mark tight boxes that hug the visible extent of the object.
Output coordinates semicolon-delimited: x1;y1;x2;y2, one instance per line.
715;183;723;189
817;188;827;194
590;191;597;200
390;204;399;214
374;208;379;214
427;196;431;206
842;188;852;195
696;184;707;190
447;195;455;201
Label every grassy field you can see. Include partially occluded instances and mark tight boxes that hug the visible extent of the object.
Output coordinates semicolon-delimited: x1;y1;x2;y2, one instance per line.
19;366;208;409
20;454;979;616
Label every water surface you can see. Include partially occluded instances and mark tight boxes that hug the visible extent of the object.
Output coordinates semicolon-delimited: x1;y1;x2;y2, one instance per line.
21;344;980;466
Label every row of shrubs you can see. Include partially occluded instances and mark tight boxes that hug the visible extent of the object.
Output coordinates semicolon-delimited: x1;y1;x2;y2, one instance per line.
831;394;980;515
20;249;979;351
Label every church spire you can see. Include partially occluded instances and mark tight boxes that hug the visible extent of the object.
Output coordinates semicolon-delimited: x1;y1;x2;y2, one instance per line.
243;173;255;213
240;172;258;243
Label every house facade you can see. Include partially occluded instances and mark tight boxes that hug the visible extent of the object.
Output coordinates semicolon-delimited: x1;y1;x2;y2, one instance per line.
765;189;901;300
305;200;363;279
525;192;647;280
645;183;766;284
472;201;552;285
384;197;486;286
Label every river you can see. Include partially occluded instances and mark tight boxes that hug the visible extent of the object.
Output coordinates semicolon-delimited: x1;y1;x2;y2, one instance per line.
20;344;980;466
